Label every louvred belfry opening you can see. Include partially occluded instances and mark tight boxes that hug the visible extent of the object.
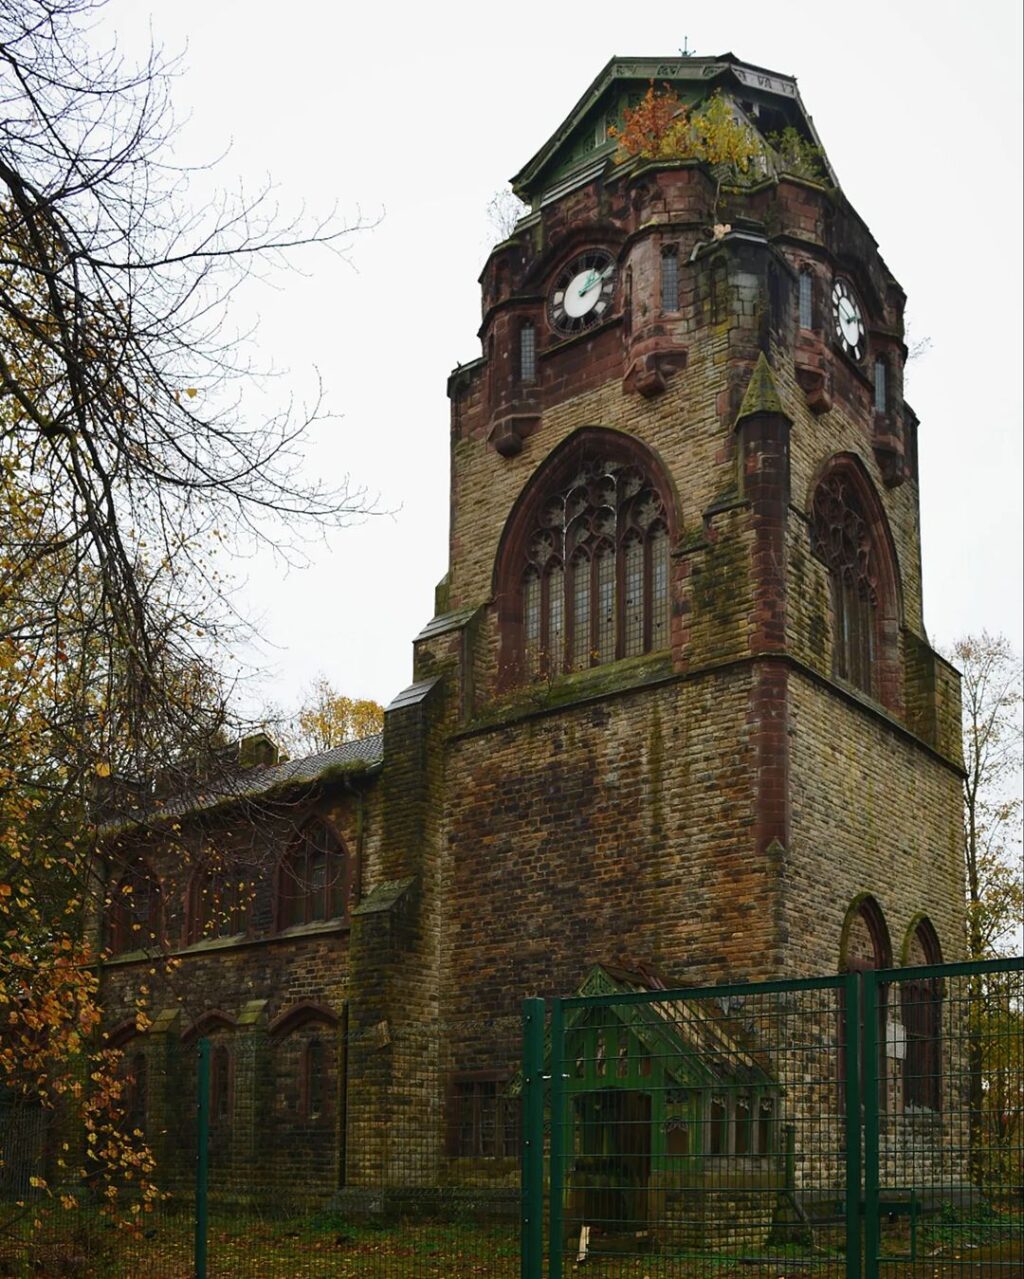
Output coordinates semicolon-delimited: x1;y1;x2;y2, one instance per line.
512;455;671;680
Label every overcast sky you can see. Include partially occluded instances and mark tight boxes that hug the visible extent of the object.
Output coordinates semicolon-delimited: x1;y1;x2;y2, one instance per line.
103;0;1023;717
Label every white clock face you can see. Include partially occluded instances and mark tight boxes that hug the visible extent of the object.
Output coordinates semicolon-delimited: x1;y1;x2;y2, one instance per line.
562;268;606;319
831;278;865;361
550;250;616;335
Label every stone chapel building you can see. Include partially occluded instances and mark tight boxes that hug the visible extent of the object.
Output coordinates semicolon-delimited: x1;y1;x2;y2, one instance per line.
96;54;964;1201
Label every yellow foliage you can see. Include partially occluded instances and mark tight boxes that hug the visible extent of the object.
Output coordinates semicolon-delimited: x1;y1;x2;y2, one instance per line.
292;676;384;755
612;84;760;176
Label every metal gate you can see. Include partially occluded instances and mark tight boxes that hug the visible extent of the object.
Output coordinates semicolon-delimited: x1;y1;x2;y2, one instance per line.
521;956;1023;1278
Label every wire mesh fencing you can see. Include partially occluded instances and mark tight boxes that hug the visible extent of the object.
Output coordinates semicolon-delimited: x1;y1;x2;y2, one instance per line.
2;1011;524;1278
863;957;1023;1277
1;959;1020;1278
535;975;857;1279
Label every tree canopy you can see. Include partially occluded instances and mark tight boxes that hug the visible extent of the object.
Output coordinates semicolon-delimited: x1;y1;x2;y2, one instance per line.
1;0;370;1237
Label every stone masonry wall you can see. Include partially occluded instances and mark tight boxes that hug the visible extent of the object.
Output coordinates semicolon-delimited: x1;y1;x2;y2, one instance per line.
786;672;965;975
442;666;770;1028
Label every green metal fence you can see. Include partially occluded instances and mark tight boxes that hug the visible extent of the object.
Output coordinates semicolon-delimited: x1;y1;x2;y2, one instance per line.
862;959;1023;1279
1;958;1019;1277
526;957;1023;1279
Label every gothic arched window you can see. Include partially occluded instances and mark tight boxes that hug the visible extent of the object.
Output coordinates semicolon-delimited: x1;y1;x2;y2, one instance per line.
277;821;350;930
187;850;251;943
501;439;674;683
106;858;161;955
839;895;892;1108
810;461;900;705
902;917;943;1112
211;1045;231;1125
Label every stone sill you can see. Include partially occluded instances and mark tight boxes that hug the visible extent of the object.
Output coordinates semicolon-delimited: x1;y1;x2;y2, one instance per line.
461;651;675;738
101;920;349;968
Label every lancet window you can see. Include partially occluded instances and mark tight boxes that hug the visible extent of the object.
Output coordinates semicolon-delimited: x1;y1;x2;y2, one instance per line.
106;857;161;955
277;821;349;929
519;459;671;679
902;918;943;1112
810;471;881;697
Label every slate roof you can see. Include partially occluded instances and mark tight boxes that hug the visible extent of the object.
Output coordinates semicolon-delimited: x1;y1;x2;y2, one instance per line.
100;733;384;833
174;733;384;814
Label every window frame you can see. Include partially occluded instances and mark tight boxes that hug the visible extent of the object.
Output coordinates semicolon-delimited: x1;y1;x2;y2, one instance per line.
126;1050;148;1133
519;321;536;384
838;895;892;1112
106;857;162;956
210;1044;232;1126
495;429;678;688
705;1089;775;1158
808;456;902;710
303;1036;327;1121
446;1071;520;1159
873;356;888;414
798;269;815;330
186;848;252;944
660;245;679;313
275;820;351;932
902;918;943;1112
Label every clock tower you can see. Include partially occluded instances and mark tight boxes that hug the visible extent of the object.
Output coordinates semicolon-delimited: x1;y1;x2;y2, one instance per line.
382;52;965;1033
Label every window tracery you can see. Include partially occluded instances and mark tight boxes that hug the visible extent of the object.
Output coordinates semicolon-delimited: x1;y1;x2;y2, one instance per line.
810;471;880;696
518;459;671;678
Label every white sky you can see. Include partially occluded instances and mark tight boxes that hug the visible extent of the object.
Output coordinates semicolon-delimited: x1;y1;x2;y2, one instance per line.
103;0;1023;717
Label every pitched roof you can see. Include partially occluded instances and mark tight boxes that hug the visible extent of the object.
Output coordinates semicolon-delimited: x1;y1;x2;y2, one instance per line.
100;733;384;834
511;53;826;203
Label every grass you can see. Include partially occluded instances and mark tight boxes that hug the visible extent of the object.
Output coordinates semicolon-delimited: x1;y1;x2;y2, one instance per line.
1;1205;1019;1278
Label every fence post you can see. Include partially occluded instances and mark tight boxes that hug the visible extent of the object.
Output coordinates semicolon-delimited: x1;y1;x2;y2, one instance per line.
548;1000;564;1279
521;997;545;1279
862;973;879;1279
194;1037;210;1279
843;971;862;1279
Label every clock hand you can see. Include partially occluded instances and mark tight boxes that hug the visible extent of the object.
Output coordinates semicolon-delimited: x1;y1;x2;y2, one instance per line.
577;271;600;297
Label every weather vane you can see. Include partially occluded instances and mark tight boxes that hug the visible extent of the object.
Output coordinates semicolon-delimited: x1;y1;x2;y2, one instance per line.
679;37;696;57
